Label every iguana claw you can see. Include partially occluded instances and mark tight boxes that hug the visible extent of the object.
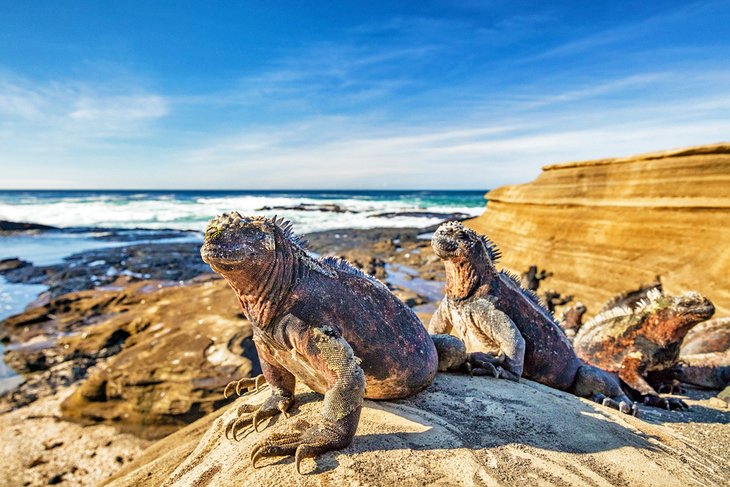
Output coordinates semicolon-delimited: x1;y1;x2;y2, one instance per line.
224;393;293;441
250;410;358;475
643;395;688;411
223;374;267;399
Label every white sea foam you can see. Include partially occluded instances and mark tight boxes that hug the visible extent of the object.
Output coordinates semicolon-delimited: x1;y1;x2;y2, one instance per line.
0;192;484;234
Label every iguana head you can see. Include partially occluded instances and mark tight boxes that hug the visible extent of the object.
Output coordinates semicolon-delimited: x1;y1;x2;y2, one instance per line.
668;291;715;322
560;302;587;331
432;222;502;299
431;221;500;265
639;290;715;342
200;212;277;272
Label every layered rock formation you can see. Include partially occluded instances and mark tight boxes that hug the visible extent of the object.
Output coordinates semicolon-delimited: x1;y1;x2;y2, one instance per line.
105;374;730;486
466;143;730;317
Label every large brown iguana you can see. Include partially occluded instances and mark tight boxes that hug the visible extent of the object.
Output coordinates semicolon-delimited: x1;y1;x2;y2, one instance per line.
574;289;715;410
200;213;496;474
428;221;637;414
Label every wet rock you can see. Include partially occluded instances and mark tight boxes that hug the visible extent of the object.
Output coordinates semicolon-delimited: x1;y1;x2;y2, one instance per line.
256;203;353;213
0;220;58;232
57;280;258;440
1;242;213;299
2;280;259;439
0;258;31;272
368;211;470;220
338;253;387;280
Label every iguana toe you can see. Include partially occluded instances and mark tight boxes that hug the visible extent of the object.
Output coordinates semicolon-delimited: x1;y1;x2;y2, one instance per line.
643;395;688;411
466;352;520;380
590;392;638;416
225;394;293;440
250;414;357;474
656;381;685;395
223;374;267;399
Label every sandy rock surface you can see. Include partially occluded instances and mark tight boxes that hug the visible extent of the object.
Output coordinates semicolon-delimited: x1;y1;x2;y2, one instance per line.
0;387;149;486
466;143;730;317
107;374;729;487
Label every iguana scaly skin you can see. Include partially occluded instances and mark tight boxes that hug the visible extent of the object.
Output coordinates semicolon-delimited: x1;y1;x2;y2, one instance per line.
574;289;715;410
679;317;730;389
559;302;587;343
200;213;493;473
428;221;637;415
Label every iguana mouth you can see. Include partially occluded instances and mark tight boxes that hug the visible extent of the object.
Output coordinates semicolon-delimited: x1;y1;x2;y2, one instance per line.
680;304;714;317
200;211;253;265
431;236;458;258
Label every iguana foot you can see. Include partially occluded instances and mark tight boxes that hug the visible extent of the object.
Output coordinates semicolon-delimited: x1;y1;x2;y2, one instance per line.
223;374;267;399
466;352;520;381
590;393;639;416
463;352;500;378
225;393;293;441
656;381;685;395
573;365;638;415
251;408;360;474
642;394;688;411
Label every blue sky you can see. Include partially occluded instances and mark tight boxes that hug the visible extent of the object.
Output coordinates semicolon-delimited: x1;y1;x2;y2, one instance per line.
1;1;729;189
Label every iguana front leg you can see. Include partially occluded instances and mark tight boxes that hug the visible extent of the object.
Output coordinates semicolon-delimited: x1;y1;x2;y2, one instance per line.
430;300;499;377
251;325;365;474
463;298;525;382
226;352;296;441
429;298;522;380
619;354;687;411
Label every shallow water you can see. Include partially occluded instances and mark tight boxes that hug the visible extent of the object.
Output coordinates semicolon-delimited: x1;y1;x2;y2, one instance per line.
0;231;201;266
0;276;48;391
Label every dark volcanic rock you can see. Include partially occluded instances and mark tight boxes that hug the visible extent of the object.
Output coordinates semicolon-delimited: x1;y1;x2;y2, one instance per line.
256;203;354;213
0;220;59;232
368;211;470;220
0;258;31;272
1;242;212;299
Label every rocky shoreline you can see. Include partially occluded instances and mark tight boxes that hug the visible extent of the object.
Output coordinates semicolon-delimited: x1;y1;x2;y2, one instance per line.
1;214;728;486
0;220;461;485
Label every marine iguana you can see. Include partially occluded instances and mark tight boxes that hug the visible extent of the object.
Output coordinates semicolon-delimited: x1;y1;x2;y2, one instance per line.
428;221;637;414
574;289;715;410
520;265;552;291
542;289;574;314
598;277;663;314
678;317;730;390
200;213;495;474
559;302;587;343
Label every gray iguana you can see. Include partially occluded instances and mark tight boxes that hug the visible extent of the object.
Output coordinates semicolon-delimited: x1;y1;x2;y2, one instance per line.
428;221;637;414
200;213;496;473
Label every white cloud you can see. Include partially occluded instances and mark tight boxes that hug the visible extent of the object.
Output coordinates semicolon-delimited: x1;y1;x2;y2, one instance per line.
0;75;168;136
69;95;167;121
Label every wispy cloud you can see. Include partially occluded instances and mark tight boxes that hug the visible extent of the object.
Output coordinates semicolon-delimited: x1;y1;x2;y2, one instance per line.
0;75;168;136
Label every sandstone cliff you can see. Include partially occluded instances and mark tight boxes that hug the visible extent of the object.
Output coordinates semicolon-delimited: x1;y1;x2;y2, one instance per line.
104;375;729;486
466;143;730;317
